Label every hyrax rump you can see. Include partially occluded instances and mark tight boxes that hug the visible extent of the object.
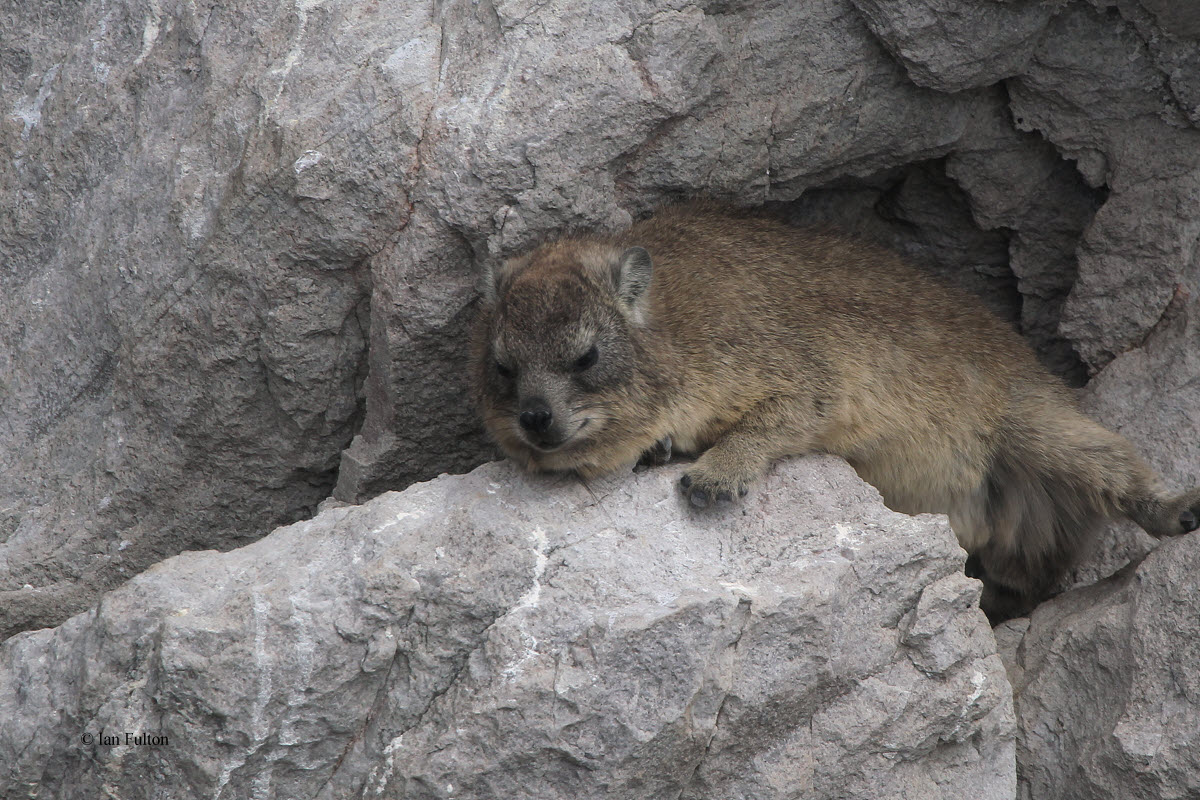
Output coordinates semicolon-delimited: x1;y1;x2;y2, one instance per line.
472;204;1200;621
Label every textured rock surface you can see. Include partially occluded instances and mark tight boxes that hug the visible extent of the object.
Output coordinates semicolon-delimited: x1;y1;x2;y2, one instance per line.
1006;3;1200;371
853;0;1200;373
849;0;1063;93
5;1;1200;796
1;0;390;637
1004;534;1200;800
0;457;1014;800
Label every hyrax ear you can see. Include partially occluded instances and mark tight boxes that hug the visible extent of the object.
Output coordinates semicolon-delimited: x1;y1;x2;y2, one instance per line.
614;246;652;311
479;263;501;309
478;257;523;309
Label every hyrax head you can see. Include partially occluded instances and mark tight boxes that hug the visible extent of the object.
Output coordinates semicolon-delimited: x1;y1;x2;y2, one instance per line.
473;239;653;469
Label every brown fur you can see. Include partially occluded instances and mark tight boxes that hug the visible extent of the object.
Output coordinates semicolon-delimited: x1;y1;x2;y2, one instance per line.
472;204;1200;621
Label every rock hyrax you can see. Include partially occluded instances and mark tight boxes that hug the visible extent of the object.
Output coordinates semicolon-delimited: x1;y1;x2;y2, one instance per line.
472;204;1200;620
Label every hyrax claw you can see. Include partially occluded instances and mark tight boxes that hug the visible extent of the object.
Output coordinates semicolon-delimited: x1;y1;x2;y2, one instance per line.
679;461;750;509
635;436;673;472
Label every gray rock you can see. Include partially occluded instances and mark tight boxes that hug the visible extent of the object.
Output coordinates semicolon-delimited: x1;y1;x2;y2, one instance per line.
0;457;1014;800
849;0;1063;92
991;617;1030;692
7;0;1200;793
1;0;397;637
947;127;1100;383
1005;2;1200;371
1081;296;1200;496
1005;534;1200;800
1124;0;1200;125
851;0;1200;376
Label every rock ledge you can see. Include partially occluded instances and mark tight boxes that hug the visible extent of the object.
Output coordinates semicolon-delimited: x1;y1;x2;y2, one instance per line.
0;457;1013;800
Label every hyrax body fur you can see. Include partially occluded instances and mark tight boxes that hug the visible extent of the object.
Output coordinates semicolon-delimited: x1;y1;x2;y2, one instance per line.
473;204;1200;620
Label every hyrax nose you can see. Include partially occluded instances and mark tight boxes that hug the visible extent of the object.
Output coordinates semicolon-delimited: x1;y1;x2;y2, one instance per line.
519;399;553;434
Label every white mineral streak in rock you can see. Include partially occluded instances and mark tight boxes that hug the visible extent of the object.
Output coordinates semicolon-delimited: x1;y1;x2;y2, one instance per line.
11;64;60;139
292;149;324;173
134;0;163;66
267;0;330;115
501;525;549;680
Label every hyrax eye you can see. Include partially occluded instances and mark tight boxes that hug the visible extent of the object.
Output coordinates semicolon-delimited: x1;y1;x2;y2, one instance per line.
573;346;599;372
495;360;516;379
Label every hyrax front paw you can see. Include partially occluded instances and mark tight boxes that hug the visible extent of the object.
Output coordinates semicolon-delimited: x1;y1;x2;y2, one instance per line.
634;436;673;472
679;465;751;509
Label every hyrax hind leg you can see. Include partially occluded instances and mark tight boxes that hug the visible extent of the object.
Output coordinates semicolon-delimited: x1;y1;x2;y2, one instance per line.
1067;417;1200;539
1121;482;1200;538
970;404;1200;622
680;396;821;508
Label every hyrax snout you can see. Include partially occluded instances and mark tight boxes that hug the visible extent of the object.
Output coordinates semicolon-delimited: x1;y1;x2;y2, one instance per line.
472;204;1200;621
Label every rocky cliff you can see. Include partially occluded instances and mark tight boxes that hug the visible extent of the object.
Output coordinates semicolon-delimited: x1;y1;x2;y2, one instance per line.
3;0;1199;797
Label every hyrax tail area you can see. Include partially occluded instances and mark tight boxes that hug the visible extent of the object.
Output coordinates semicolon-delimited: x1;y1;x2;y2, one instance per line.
971;392;1199;620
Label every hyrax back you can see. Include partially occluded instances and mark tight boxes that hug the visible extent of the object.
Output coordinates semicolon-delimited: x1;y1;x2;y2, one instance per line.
473;204;1200;621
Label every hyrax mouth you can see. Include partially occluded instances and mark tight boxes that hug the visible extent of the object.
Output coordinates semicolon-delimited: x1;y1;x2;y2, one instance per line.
523;418;591;452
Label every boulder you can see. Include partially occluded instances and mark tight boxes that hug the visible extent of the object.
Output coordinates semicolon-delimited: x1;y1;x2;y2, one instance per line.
1;0;391;637
0;457;1014;799
1004;534;1200;800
